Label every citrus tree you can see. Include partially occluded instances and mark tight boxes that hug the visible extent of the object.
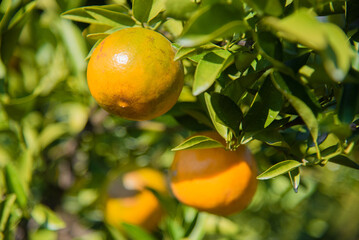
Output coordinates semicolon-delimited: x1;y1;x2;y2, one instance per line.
1;0;359;239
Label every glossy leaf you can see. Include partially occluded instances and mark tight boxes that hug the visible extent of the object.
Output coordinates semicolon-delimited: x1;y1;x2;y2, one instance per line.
172;135;223;151
193;50;233;96
121;223;157;240
257;160;302;180
31;204;66;231
178;4;248;47
329;155;359;170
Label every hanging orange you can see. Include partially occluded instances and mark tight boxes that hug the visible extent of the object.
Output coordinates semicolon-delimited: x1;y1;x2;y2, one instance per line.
87;27;184;121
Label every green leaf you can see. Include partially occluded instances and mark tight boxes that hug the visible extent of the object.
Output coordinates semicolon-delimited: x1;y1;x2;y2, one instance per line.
172;135;223;151
174;43;219;61
242;76;283;132
121;223;157;240
193;49;233;96
84;8;135;27
133;0;165;23
262;9;326;51
328;155;359;170
38;123;68;150
204;92;229;140
0;194;16;232
252;130;289;148
271;71;320;155
61;8;100;24
210;92;243;136
4;163;27;210
31;204;66;230
222;71;264;104
178;4;248;47
289;168;300;193
242;0;283;17
263;9;353;81
234;51;257;72
165;0;199;20
338;83;359;124
257;31;282;61
1;1;36;65
257;160;302;180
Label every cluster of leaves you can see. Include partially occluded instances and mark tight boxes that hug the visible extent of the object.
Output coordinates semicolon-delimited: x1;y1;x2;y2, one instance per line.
63;0;359;189
1;0;359;239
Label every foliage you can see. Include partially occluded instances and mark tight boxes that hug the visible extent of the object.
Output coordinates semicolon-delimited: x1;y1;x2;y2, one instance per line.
1;0;359;239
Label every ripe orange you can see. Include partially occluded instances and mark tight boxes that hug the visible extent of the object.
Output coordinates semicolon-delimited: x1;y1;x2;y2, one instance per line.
105;168;167;231
86;27;184;121
170;131;258;216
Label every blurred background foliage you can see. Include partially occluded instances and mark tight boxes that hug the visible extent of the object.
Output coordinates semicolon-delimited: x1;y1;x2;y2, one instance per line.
0;0;359;240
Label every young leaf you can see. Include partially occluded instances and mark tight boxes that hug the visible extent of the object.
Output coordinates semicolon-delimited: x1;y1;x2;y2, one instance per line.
257;160;302;180
193;49;233;96
121;223;157;240
31;204;66;231
289;168;300;193
328;155;359;170
165;0;199;20
178;4;248;47
172;135;223;151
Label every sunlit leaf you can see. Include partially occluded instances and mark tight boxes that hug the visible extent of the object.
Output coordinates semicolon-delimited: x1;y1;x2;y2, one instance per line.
204;92;229;140
31;204;66;230
121;223;157;240
172;135;223;151
5;163;27;210
0;194;16;231
257;160;302;180
193;50;233;96
178;4;248;47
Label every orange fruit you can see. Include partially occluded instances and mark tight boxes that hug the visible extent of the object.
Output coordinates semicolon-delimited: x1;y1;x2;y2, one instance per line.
170;131;258;216
86;27;184;121
105;168;167;231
